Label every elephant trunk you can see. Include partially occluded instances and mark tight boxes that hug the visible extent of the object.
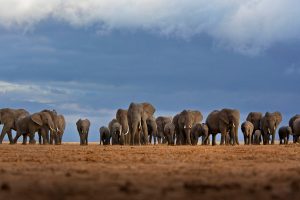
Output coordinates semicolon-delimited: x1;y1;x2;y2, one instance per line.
185;128;192;145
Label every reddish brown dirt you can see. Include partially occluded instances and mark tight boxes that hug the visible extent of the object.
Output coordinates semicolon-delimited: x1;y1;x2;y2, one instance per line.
0;143;300;200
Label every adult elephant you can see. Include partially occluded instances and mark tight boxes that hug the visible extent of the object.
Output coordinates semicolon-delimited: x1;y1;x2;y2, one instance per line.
116;109;130;145
289;114;300;143
76;119;90;145
175;110;203;145
14;111;56;145
0;108;30;144
260;112;282;145
278;126;292;145
100;126;111;145
156;116;172;144
55;115;66;145
206;109;240;146
127;102;156;145
292;118;300;143
172;114;180;145
39;110;59;145
246;112;263;132
109;119;124;145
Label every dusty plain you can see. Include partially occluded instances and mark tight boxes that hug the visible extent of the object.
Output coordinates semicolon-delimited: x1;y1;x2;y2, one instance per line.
0;143;300;200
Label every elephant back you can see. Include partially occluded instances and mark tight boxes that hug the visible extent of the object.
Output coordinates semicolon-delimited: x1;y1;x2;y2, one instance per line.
289;114;300;132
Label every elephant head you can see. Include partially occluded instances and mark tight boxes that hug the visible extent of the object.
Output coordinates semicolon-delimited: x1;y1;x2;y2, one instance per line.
40;109;60;144
191;123;209;145
163;122;175;145
76;119;90;145
219;109;240;145
55;115;66;145
261;112;282;145
127;102;156;145
178;110;203;145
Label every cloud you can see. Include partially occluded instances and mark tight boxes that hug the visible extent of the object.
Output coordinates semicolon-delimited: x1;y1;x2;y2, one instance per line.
285;64;300;75
0;0;299;54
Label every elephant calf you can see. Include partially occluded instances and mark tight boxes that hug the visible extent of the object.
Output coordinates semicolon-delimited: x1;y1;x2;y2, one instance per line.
191;123;209;145
278;126;292;145
241;121;254;145
100;126;111;145
76;119;90;145
253;130;262;145
163;122;175;145
109;119;124;145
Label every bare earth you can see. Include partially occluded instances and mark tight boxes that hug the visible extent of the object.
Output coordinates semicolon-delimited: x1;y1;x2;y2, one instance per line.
0;143;300;200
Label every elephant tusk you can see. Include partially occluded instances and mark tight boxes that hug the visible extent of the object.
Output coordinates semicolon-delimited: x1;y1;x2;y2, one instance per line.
268;128;271;134
232;123;236;128
50;128;55;132
124;128;129;135
189;125;192;128
273;127;276;131
184;125;186;129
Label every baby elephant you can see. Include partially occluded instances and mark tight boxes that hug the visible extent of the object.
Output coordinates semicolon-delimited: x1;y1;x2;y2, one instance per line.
163;122;175;145
76;119;90;145
253;130;262;145
100;126;111;145
278;126;292;145
241;121;254;145
190;123;209;145
109;119;124;145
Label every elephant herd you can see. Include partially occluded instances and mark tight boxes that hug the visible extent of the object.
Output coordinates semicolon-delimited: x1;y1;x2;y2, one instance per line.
1;103;300;146
0;108;65;145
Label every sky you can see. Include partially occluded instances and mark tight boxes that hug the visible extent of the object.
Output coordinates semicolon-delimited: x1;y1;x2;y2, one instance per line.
0;0;300;142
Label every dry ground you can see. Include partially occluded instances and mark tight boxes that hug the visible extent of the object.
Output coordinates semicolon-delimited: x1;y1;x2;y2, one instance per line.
0;143;300;200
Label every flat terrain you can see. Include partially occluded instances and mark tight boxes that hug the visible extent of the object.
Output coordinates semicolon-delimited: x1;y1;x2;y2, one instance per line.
0;143;300;200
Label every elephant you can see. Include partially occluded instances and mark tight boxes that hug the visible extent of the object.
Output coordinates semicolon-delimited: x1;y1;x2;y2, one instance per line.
116;109;130;145
292;118;300;143
0;108;30;144
289;114;300;143
278;126;292;145
260;112;282;145
100;126;111;145
127;102;156;145
109;119;124;145
172;114;180;145
246;112;263;142
55;115;66;145
13;111;56;145
76;119;90;145
174;110;203;145
156;116;172;144
253;130;262;145
145;116;158;145
39;109;59;145
241;121;254;145
163;122;175;145
206;109;240;146
190;123;209;145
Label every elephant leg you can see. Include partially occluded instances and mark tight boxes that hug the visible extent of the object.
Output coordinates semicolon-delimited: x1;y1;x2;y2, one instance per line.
286;135;289;144
38;131;42;145
243;135;247;145
7;130;14;144
22;135;28;145
149;133;152;144
141;120;148;145
0;126;10;144
29;133;36;144
220;132;226;145
212;133;217;146
271;133;275;145
13;131;23;144
50;132;54;145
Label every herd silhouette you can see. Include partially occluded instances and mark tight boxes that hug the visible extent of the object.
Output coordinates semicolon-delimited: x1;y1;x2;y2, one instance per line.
1;102;300;146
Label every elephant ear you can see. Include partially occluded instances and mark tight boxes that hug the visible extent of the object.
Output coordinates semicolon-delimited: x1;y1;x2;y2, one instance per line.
192;111;203;123
31;113;43;126
274;112;282;125
142;103;155;116
76;119;82;126
219;110;230;125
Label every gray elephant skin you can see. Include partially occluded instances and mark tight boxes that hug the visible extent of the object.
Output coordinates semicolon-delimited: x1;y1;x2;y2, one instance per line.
191;123;209;145
206;108;240;145
145;116;158;144
100;126;111;145
116;109;130;145
174;110;203;145
278;126;292;145
109;119;124;145
253;130;262;145
55;115;66;145
241;121;254;145
127;102;156;145
0;108;29;144
289;114;300;143
163;122;175;145
14;111;55;145
292;118;300;143
76;119;90;145
156;116;172;144
260;112;282;145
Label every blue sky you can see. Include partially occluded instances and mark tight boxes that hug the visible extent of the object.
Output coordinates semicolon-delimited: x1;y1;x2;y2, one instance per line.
0;0;300;142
